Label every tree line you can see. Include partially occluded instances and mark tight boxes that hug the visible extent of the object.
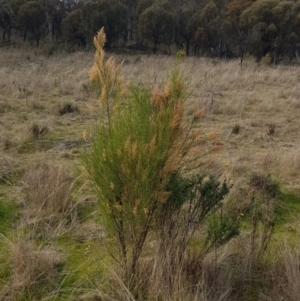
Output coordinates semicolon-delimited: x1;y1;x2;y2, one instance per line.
1;0;300;63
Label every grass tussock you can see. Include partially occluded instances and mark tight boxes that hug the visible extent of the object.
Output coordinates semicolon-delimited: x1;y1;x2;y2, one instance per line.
0;155;22;185
91;237;300;301
20;162;77;239
0;237;62;301
58;102;79;116
30;123;49;140
284;246;300;301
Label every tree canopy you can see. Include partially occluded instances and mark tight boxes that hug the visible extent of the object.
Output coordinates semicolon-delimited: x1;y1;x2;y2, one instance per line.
0;0;300;62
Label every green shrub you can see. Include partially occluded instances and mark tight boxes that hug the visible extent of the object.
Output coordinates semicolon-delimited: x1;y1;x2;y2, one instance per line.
81;28;239;286
159;173;239;256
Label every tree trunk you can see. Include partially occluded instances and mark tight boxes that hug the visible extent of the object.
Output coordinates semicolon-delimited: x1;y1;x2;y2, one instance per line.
65;40;68;52
185;40;190;56
46;12;53;39
7;25;11;42
23;27;28;42
295;50;299;63
126;0;133;41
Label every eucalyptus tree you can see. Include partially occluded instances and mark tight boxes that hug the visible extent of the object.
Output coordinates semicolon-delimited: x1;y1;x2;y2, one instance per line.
0;0;24;41
18;1;46;46
240;0;300;62
138;2;176;53
62;8;88;48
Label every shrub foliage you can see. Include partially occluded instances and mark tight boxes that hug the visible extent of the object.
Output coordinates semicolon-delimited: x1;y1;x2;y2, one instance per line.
81;28;238;285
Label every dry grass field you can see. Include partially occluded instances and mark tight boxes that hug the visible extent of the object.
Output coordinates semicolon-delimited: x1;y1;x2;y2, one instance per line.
1;46;300;300
2;49;300;190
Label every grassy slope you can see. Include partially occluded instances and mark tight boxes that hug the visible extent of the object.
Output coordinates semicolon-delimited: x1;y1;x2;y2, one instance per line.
1;48;300;299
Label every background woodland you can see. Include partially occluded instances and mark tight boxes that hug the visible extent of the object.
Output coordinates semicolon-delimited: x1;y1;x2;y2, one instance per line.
1;0;300;63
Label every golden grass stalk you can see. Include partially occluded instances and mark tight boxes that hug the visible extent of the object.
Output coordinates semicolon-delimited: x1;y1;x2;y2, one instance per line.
89;28;126;121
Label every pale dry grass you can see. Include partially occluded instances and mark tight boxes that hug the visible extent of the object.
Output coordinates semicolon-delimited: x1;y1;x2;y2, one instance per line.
91;252;233;301
283;245;300;301
0;236;62;301
93;231;300;301
0;155;22;184
1;47;300;204
260;146;300;189
20;161;77;239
